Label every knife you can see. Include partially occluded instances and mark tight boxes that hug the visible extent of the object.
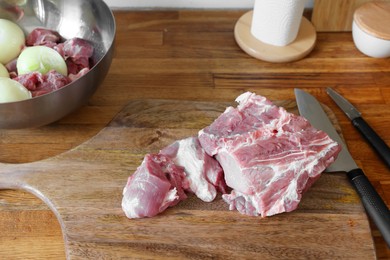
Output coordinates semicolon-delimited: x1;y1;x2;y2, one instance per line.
294;88;390;247
326;87;390;169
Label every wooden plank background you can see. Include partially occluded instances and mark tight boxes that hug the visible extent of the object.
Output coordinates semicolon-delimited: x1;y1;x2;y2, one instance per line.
0;10;389;259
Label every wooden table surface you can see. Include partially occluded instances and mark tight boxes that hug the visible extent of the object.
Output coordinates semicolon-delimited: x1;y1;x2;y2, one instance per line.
0;10;389;259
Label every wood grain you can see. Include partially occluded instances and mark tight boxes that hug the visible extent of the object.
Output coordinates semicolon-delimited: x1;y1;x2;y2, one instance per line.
0;10;389;259
312;0;390;32
0;99;376;259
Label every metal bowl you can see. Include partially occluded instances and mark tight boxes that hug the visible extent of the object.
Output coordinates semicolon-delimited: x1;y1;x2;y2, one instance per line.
0;0;115;129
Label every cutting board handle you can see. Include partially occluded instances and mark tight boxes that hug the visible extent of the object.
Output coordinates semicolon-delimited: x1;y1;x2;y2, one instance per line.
0;161;44;191
0;162;27;189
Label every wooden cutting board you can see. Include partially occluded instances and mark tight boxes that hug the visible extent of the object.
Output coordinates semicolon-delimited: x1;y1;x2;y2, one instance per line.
0;99;376;259
311;0;390;32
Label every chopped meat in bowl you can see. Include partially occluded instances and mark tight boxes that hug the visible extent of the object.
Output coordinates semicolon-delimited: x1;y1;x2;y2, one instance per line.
0;0;115;129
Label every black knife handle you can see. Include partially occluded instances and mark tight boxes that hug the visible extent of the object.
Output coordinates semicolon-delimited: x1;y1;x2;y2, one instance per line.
352;117;390;168
347;168;390;247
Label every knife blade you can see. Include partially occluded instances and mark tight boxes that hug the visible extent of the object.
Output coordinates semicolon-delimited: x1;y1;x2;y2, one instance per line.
294;88;390;247
326;87;390;169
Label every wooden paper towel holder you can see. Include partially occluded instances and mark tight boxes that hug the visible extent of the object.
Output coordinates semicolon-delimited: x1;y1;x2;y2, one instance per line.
235;11;317;63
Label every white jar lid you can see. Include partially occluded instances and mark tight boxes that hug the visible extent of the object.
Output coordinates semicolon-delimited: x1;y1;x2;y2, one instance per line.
354;1;390;40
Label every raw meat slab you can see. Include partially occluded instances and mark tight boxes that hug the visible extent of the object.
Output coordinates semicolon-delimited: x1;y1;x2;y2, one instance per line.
0;99;376;259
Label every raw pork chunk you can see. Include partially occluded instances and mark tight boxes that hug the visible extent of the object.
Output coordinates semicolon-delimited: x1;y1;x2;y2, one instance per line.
122;137;226;218
122;154;189;219
161;136;227;202
198;92;341;217
26;28;61;47
14;70;71;97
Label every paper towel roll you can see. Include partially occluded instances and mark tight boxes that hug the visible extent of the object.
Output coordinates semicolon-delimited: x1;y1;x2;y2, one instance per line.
251;0;307;46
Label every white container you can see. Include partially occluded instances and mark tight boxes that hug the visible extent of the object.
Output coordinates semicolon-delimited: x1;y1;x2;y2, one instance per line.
353;21;390;58
352;1;390;58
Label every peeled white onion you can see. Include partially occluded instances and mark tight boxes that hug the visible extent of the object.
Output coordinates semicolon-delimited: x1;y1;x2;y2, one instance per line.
0;19;25;65
0;63;9;78
0;77;31;103
17;46;68;76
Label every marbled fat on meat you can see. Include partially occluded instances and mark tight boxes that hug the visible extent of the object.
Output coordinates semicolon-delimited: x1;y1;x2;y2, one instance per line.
122;92;341;219
198;92;341;217
160;136;227;202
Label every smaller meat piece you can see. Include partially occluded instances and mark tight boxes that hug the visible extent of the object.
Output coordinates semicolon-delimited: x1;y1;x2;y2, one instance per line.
55;38;94;74
5;59;17;77
14;70;70;97
122;154;189;219
68;68;90;82
160;136;227;202
13;71;43;91
122;137;228;219
39;70;71;95
26;28;61;48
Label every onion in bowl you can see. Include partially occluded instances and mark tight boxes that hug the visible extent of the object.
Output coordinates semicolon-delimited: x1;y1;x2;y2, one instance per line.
0;77;32;103
17;46;68;76
0;19;25;64
0;63;9;78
